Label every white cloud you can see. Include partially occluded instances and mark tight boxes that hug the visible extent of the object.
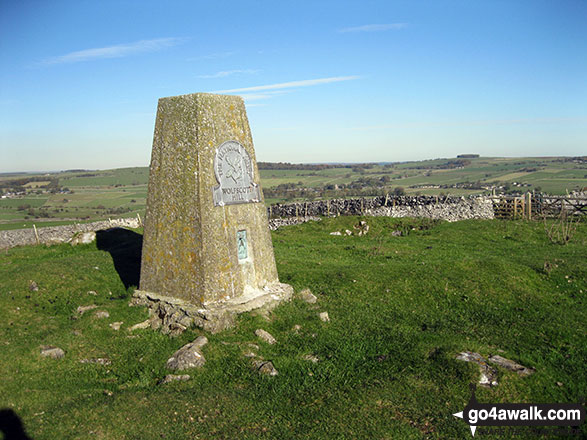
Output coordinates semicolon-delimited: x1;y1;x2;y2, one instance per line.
238;91;290;102
41;37;186;65
338;23;408;33
198;69;260;79
188;51;236;61
214;76;360;94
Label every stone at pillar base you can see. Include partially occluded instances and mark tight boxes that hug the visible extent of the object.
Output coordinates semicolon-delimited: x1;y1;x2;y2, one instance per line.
133;283;293;334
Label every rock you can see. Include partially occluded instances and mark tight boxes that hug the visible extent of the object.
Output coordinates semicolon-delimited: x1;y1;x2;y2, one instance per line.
192;335;208;349
344;229;353;236
29;280;39;292
329;231;342;236
255;329;277;344
80;358;111;366
109;321;123;331
129;319;151;331
70;231;96;245
319;312;330;322
87;290;98;296
40;345;65;359
77;304;97;315
166;338;207;370
456;351;498;387
292;324;302;333
160;374;191;384
391;230;402;237
253;360;278;376
95;310;109;319
299;288;317;304
302;354;320;363
488;355;535;377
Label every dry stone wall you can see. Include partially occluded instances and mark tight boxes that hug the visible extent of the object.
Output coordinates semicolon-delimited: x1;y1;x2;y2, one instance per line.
0;218;140;250
267;196;494;222
1;196;494;250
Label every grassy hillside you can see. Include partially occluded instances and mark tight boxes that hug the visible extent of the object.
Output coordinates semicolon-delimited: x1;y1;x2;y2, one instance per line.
1;156;585;230
1;217;585;439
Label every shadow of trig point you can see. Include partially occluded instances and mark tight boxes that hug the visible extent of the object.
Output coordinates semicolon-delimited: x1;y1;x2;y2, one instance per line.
134;93;293;333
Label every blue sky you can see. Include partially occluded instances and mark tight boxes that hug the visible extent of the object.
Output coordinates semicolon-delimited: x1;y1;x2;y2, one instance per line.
1;0;586;172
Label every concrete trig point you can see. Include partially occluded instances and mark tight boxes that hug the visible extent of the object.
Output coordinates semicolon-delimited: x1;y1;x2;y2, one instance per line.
134;93;293;333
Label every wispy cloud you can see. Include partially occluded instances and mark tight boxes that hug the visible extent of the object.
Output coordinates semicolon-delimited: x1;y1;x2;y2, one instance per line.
41;37;186;65
214;76;360;94
198;69;260;79
338;23;408;33
238;91;290;102
188;51;236;61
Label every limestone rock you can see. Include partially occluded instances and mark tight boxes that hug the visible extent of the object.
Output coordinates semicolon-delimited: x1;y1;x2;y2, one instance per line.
77;304;97;315
255;329;276;344
70;231;96;246
29;280;39;292
87;290;98;296
109;321;123;331
166;339;207;370
160;374;191;384
40;345;65;359
302;354;320;363
192;335;209;349
299;289;317;304
329;231;342;236
456;351;498;387
319;312;330;322
344;230;353;236
253;360;278;376
95;310;109;319
488;355;535;377
80;358;111;366
129;319;151;331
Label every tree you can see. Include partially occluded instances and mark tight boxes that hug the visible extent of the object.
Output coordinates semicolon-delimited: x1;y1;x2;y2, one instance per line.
393;187;405;196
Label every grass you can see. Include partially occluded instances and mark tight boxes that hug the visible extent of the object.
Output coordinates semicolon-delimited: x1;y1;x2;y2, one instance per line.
0;217;585;439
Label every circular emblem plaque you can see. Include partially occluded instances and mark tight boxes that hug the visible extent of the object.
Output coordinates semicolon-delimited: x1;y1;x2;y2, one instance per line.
212;141;261;206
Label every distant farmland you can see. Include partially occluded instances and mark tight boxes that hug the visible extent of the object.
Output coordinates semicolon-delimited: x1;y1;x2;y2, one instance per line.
0;156;585;230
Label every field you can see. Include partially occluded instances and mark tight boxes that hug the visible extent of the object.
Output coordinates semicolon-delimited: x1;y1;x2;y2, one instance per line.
0;217;585;439
1;157;586;231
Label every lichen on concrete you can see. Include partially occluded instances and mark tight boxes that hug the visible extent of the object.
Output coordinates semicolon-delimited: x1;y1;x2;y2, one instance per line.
138;93;292;332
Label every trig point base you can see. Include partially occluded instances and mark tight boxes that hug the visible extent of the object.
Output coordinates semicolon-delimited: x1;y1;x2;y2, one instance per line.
134;93;292;334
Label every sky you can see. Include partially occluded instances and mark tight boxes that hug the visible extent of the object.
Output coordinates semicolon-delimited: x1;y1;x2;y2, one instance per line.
0;0;586;172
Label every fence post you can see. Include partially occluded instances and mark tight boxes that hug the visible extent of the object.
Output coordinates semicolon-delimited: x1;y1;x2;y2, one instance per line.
327;200;330;216
33;224;40;245
525;192;532;220
514;198;518;219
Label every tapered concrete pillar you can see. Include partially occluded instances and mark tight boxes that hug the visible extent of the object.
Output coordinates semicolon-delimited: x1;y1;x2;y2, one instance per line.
135;93;292;333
